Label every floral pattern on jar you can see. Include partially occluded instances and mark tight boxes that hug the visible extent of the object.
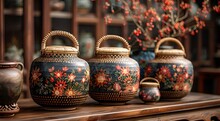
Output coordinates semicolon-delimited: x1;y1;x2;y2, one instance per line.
89;64;139;93
30;63;89;97
145;63;193;92
139;88;160;102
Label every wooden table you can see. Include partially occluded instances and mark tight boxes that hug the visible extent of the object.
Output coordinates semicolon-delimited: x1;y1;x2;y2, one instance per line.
198;67;220;94
3;93;220;121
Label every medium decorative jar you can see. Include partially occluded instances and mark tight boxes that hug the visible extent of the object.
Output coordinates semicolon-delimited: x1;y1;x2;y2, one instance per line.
88;35;140;105
139;77;160;103
145;37;193;100
0;61;23;117
29;31;89;110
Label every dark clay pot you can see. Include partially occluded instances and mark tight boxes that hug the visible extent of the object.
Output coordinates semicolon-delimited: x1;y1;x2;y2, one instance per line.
139;77;160;103
88;35;140;105
29;31;89;110
0;61;24;117
145;38;193;100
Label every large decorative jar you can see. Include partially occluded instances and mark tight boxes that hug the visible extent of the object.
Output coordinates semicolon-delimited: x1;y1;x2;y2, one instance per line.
0;62;23;117
145;37;193;100
88;35;140;105
29;31;89;110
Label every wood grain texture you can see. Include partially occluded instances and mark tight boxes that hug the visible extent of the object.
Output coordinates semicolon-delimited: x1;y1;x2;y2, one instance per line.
3;92;220;121
23;0;34;98
121;108;220;121
42;0;51;39
0;0;4;60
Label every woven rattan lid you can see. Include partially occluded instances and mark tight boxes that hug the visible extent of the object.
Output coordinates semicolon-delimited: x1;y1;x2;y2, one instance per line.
42;46;78;54
155;37;186;57
156;49;185;56
95;35;130;55
41;31;79;54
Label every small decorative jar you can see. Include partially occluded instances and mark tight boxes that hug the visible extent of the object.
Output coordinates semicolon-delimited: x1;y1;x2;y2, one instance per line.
145;37;194;100
88;35;140;105
0;61;23;117
139;77;160;103
29;31;90;110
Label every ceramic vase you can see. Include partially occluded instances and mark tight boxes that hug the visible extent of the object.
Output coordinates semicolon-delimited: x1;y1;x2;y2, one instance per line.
145;37;193;100
139;77;160;103
0;62;23;117
29;31;90;110
88;35;140;105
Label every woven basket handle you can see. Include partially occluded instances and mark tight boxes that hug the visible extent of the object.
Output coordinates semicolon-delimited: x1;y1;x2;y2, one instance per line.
140;77;160;88
41;30;79;51
155;37;185;56
96;35;130;52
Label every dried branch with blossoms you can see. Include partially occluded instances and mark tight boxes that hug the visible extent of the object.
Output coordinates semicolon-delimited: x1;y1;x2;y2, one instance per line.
104;0;220;50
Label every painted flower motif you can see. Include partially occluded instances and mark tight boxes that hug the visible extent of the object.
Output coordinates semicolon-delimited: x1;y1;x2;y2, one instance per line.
68;73;76;82
52;87;63;96
65;88;76;97
120;67;130;76
113;83;121;92
136;68;140;80
48;66;55;73
123;76;133;85
116;65;121;70
133;82;139;92
173;83;183;91
160;66;171;77
54;70;63;78
176;67;182;72
81;77;86;83
50;77;54;83
55;80;67;89
62;66;69;72
155;73;165;82
184;73;189;79
94;69;110;87
125;86;133;92
31;67;42;85
177;74;185;83
78;67;82;73
174;73;177;77
183;83;191;92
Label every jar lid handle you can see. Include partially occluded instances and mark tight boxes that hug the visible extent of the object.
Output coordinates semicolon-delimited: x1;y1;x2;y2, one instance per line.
96;35;130;53
140;77;160;88
16;62;24;72
155;37;186;56
41;30;79;51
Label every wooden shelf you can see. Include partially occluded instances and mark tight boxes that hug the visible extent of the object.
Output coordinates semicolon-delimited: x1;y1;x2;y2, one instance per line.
6;93;220;120
50;11;71;19
4;8;40;16
77;14;98;24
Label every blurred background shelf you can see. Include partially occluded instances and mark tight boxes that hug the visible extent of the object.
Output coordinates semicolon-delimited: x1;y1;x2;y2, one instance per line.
0;0;220;98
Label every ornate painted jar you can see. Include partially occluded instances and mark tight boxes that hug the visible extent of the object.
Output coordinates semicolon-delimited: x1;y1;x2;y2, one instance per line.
145;37;193;100
29;31;89;110
139;77;160;103
0;61;23;117
88;35;140;105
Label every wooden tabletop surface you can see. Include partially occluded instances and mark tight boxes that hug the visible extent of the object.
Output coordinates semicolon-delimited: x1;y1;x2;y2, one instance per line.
3;92;220;121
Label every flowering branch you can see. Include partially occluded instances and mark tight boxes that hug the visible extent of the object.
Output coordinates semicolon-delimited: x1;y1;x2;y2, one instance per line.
104;0;218;50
